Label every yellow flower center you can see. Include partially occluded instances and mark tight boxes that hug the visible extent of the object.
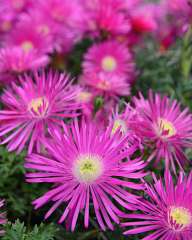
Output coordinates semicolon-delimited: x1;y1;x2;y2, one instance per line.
112;119;127;135
73;154;103;183
101;56;117;72
21;41;34;53
28;97;49;118
169;207;191;229
157;118;176;138
77;91;92;103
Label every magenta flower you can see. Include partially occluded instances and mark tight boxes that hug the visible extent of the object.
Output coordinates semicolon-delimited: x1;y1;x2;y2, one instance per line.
130;3;159;34
83;40;135;82
0;200;6;236
0;47;49;82
109;104;142;155
25;120;147;231
131;91;192;172
0;0;32;13
123;171;192;240
83;0;130;37
6;20;52;54
0;70;81;154
81;72;130;97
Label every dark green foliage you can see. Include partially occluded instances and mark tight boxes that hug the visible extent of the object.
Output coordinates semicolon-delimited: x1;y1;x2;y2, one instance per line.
2;220;58;240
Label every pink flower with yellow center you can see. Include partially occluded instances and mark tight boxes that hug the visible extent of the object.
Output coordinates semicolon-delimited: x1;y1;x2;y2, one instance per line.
25;120;147;231
0;70;81;154
83;40;135;81
131;91;192;172
123;171;192;240
6;19;52;54
0;47;49;82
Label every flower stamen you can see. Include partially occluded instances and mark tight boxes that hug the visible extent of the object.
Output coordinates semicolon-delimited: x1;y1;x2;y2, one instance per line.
101;56;117;72
73;154;103;184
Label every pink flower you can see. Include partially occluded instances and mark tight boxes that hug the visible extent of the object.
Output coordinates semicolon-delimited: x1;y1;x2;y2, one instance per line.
123;171;192;240
130;4;159;34
81;72;130;97
5;18;52;54
109;104;143;155
0;200;6;236
83;40;135;81
0;0;32;13
81;40;134;97
83;0;130;38
0;70;81;154
25;120;147;231
36;0;86;49
0;47;49;82
0;5;15;34
131;91;192;172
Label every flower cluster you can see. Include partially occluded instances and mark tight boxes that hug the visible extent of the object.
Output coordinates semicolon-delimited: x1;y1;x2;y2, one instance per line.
0;0;192;239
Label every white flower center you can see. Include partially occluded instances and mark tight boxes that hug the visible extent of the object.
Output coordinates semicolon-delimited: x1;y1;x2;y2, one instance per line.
73;154;103;184
101;56;117;72
28;97;49;118
169;206;191;230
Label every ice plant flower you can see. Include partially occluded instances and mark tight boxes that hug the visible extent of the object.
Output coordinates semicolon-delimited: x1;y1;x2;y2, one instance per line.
109;105;142;155
83;0;130;38
83;40;135;82
25;120;147;231
81;72;130;97
0;70;81;154
131;91;192;172
6;19;52;54
0;200;6;236
0;47;49;83
122;171;192;240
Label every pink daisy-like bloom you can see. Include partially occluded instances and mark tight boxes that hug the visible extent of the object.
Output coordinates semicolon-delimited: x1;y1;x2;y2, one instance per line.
6;19;52;54
130;4;159;34
83;0;130;38
0;70;81;154
0;47;49;83
25;120;147;231
81;72;130;97
0;200;6;236
131;91;192;172
109;104;142;155
0;5;15;34
123;171;192;239
82;40;135;82
37;0;85;38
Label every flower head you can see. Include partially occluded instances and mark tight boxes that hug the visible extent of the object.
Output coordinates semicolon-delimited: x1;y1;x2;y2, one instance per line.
0;70;81;153
81;72;130;97
5;16;52;55
131;91;192;172
109;104;142;155
83;40;135;81
25;120;146;231
83;0;130;38
0;47;49;82
123;171;192;240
